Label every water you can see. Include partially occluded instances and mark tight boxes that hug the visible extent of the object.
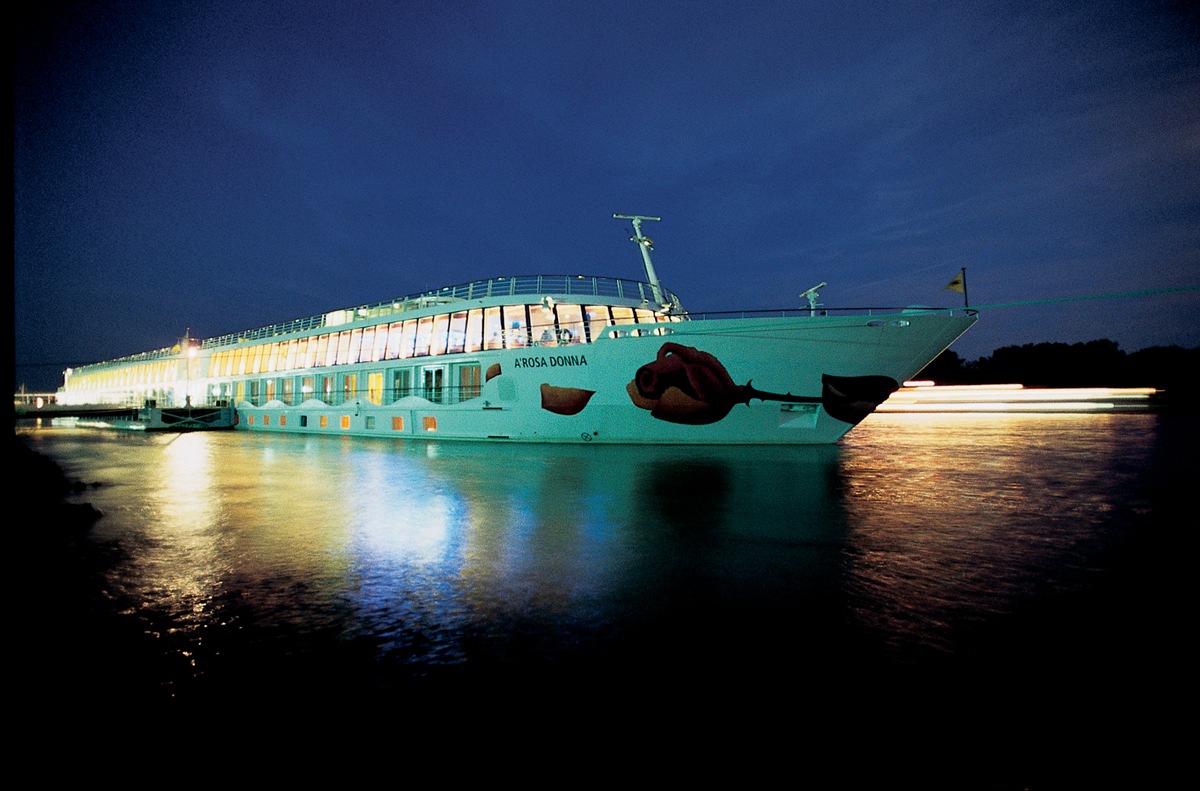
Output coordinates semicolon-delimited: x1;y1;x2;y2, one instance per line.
16;413;1193;782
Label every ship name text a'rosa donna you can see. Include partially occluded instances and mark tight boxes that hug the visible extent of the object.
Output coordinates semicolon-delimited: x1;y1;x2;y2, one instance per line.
57;215;977;444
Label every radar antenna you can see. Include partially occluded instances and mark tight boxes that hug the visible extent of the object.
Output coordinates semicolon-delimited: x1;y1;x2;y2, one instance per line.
801;282;827;317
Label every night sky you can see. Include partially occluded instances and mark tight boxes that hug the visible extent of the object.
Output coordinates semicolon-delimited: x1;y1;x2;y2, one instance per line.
14;0;1200;393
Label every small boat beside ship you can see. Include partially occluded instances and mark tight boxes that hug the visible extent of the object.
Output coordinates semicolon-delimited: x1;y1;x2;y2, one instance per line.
53;215;977;444
137;400;236;431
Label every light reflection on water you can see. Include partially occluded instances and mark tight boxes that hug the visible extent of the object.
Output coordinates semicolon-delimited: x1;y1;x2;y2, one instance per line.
20;411;1189;733
838;412;1162;659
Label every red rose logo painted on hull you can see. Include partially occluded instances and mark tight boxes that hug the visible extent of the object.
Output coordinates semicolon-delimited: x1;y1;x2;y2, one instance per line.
627;342;897;426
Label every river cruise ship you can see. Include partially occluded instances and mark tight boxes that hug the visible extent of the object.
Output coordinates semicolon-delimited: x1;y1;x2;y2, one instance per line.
55;215;976;444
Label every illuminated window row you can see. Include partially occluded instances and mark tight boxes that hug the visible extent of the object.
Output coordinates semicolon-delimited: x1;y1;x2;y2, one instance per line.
245;413;438;432
207;303;669;378
218;363;480;408
66;359;181;392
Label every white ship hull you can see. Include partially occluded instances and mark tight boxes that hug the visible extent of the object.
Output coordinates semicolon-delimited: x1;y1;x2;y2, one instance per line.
235;312;974;444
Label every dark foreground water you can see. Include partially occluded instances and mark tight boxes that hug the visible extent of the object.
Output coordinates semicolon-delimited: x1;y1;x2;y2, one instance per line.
15;412;1194;784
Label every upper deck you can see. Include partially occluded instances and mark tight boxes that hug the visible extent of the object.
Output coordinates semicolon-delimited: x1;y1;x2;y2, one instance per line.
202;274;687;351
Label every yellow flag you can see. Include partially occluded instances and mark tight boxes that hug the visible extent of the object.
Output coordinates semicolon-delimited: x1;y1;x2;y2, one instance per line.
944;272;965;293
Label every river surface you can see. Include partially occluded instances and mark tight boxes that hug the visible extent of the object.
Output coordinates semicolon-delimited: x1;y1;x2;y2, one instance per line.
15;412;1193;784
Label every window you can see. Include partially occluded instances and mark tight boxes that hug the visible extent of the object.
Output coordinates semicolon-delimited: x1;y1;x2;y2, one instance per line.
429;313;450;356
465;309;484;353
367;372;383;405
320;415;329;428
392;416;404;431
391;368;412;401
342;374;357;402
385;321;405;359
300;415;308;427
447;311;467;354
318;334;334;367
555;303;585;345
422;416;437;432
362;327;376;362
279;415;287;427
341;415;351;429
413;316;433;357
371;325;388;362
484;307;504;350
503;305;529;348
585;306;612;343
347;328;364;364
399;320;418;359
460;365;481;401
423;367;444;403
335;331;353;365
365;416;375;429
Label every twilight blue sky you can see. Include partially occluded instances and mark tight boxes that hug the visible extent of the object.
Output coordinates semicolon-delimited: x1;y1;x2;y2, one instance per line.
14;0;1200;392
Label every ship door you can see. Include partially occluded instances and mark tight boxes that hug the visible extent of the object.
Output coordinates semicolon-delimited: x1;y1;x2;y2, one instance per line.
422;366;445;404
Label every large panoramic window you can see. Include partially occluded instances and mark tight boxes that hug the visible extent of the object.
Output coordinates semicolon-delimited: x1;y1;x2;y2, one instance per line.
361;327;376;363
385;321;405;359
371;326;388;362
315;335;330;367
465;309;484;353
555;303;585;345
484;307;503;350
585;305;612;342
429;314;450;356
347;329;364;364
447;311;468;354
503;305;528;348
413;316;434;357
399;320;418;359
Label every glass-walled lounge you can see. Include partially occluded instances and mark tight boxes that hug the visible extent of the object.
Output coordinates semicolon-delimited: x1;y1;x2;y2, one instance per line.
60;297;681;408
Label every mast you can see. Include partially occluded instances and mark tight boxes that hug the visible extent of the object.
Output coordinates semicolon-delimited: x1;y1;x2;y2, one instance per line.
613;213;664;306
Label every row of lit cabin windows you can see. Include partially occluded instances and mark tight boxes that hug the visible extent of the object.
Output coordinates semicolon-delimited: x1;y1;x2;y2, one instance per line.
245;413;438;432
65;360;180;393
228;367;474;406
207;302;669;378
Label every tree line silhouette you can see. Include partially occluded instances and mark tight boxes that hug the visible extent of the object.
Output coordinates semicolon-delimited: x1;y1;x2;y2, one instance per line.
917;340;1198;400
